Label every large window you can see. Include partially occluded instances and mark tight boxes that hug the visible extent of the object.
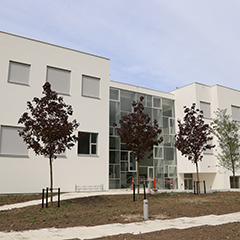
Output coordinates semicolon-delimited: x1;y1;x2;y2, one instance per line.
200;101;211;118
82;75;100;98
0;126;28;156
78;132;98;155
109;89;177;189
230;176;240;188
46;66;71;95
8;61;30;85
232;105;240;121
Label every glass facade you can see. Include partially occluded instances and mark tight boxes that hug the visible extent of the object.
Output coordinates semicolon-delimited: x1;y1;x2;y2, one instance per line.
109;88;177;189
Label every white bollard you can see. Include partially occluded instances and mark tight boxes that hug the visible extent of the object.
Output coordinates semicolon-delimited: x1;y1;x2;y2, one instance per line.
143;199;148;219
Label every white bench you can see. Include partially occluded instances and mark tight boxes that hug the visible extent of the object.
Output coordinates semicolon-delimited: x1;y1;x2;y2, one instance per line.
75;184;104;192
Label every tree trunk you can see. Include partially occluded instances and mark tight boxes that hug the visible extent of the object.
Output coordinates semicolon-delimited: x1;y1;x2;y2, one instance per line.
49;157;53;207
233;172;236;189
232;160;236;188
196;161;200;194
137;160;140;195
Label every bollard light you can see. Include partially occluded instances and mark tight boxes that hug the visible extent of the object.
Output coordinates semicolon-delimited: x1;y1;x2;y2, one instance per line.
143;199;148;219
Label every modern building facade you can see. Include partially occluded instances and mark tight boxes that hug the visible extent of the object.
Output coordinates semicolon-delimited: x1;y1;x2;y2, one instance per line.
171;83;240;190
0;31;240;194
109;81;177;190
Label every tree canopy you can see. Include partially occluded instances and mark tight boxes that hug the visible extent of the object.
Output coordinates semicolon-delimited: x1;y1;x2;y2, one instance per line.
18;82;79;205
175;103;215;192
213;108;240;188
113;96;163;194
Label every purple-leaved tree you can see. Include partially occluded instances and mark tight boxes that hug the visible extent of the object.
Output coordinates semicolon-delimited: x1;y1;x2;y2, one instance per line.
114;96;163;194
175;103;215;193
18;82;79;206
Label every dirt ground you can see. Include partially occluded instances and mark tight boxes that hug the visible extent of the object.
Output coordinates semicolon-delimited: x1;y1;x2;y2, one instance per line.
1;191;240;239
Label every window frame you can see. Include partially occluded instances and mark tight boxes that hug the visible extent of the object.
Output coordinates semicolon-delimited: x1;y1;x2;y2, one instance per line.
82;75;100;99
8;60;31;86
0;125;28;157
152;97;162;109
153;146;163;159
78;132;98;156
231;105;240;121
110;88;120;102
46;66;71;95
200;101;211;119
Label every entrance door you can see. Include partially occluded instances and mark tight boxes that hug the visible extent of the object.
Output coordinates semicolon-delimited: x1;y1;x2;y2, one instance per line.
184;173;193;190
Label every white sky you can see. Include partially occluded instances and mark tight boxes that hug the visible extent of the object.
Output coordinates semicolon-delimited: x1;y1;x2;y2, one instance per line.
1;0;240;92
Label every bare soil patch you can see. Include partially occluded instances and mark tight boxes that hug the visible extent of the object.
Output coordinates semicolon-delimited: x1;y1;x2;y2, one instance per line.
0;194;43;206
1;191;240;239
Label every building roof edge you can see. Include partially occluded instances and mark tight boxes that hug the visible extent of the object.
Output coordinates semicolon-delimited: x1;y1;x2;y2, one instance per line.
0;30;110;61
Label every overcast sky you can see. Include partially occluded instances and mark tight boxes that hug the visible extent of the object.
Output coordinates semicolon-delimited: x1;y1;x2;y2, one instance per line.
1;1;240;92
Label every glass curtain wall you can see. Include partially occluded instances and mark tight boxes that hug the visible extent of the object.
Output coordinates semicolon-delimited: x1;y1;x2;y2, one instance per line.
109;88;177;189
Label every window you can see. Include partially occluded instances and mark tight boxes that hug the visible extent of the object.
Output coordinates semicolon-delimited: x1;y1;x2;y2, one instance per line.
230;176;240;188
154;146;163;159
120;90;134;112
200;102;211;118
78;132;98;155
0;126;28;156
168;165;177;177
232;106;240;121
162;99;174;117
8;61;30;85
153;97;161;109
110;88;120;101
46;66;71;95
164;147;174;161
82;75;100;98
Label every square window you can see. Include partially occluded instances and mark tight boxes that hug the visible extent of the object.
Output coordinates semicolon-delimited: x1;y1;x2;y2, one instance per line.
78;132;98;155
232;106;240;121
46;66;71;95
200;101;211;118
82;75;100;98
8;61;30;85
0;126;28;156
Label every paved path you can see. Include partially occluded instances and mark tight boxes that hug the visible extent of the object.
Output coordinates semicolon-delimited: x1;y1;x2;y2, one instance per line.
0;190;240;239
0;190;133;211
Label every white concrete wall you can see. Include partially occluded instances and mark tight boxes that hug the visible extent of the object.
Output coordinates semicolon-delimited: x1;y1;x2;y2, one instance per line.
0;31;110;193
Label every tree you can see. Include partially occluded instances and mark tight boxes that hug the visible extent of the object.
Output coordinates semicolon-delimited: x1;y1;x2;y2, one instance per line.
113;96;163;194
213;108;240;188
18;82;79;206
175;103;215;193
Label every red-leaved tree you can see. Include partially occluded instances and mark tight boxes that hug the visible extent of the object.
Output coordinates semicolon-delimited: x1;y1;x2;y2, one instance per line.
175;103;215;193
18;82;79;206
113;96;163;194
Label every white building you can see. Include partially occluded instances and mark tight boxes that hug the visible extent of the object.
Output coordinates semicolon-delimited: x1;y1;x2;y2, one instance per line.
171;83;240;190
0;31;240;194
